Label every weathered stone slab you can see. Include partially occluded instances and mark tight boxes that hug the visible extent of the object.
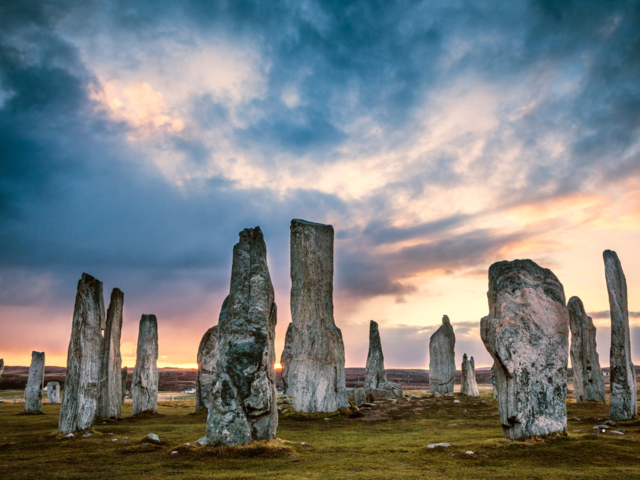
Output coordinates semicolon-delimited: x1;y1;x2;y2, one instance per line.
460;354;479;396
97;288;124;419
121;367;128;403
0;358;4;378
59;273;104;434
48;382;61;403
280;323;294;395
365;320;387;389
429;316;456;393
378;381;403;398
368;388;394;401
196;326;218;412
354;388;366;407
207;227;278;446
568;296;606;403
25;351;45;412
604;250;637;421
132;314;159;416
287;219;349;413
481;259;569;440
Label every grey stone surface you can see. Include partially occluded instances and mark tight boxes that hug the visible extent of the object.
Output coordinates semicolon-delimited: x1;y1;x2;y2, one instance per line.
25;351;45;412
121;367;128;404
354;388;366;407
568;296;606;403
287;219;349;413
491;364;496;397
132;314;159;415
481;259;569;440
460;354;479;396
280;323;294;395
59;273;104;434
365;320;387;389
196;326;218;412
368;388;394;401
48;382;61;403
0;358;4;379
604;250;637;421
429;316;456;393
97;288;124;419
378;381;403;398
206;227;278;446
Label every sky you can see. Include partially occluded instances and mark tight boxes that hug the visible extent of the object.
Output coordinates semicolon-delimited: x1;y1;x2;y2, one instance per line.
1;0;640;370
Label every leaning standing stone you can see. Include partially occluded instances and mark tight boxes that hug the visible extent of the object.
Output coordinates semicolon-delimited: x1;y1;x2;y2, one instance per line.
24;351;45;412
121;367;128;403
59;273;104;434
97;288;124;419
481;259;569;440
196;326;218;412
280;323;294;395
207;227;278;446
287;219;349;413
604;250;637;421
365;320;387;389
568;296;606;403
460;354;479;396
48;382;61;403
132;314;159;416
429;316;456;393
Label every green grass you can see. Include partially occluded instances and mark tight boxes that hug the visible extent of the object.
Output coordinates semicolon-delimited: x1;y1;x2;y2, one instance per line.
1;393;639;479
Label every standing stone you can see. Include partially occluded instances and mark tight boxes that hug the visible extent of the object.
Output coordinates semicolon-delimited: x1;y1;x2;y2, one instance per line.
280;323;294;395
97;288;124;419
48;382;61;403
0;358;4;379
365;320;387;389
24;351;45;412
206;227;278;446
481;259;569;440
287;219;349;413
429;316;456;394
121;367;128;403
604;250;637;421
491;364;497;397
59;273;104;434
196;326;218;412
460;354;479;396
353;388;366;407
132;314;159;415
568;296;606;403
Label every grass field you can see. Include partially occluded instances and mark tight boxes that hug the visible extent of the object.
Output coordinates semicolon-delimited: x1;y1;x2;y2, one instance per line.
1;392;639;479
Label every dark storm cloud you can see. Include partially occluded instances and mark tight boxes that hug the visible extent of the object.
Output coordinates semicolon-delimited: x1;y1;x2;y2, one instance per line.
363;214;470;246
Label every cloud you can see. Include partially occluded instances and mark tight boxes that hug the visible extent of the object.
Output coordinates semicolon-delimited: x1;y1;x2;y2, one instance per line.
589;311;640;319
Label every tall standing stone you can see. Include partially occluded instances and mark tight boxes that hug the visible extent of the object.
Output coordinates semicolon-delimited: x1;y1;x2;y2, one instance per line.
0;358;4;379
460;354;479;396
59;273;104;434
568;296;606;403
287;219;349;413
365;320;387;389
429;316;456;393
132;314;159;416
481;260;569;440
604;250;637;421
24;351;45;412
48;382;61;403
121;367;128;403
280;323;294;395
97;288;124;419
196;326;218;412
206;227;278;446
491;364;497;397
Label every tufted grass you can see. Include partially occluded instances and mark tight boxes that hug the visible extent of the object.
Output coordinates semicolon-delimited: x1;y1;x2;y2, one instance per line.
0;394;639;479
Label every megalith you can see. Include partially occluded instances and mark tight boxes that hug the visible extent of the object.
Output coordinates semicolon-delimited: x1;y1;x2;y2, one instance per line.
604;250;637;421
59;273;104;434
0;358;4;379
568;296;606;403
132;314;159;416
206;227;278;446
196;326;218;412
24;351;45;412
97;288;124;419
121;367;128;403
48;382;61;403
287;219;349;413
365;320;387;389
460;354;479;396
481;259;569;440
280;323;294;395
429;316;456;393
